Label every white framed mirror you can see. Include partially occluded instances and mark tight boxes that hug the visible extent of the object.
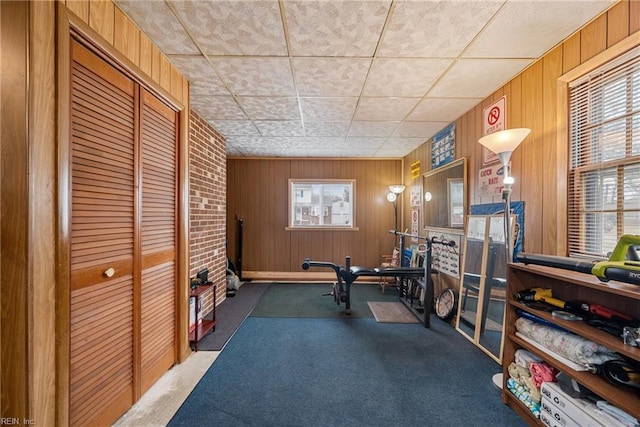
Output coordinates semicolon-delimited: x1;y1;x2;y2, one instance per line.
455;214;512;364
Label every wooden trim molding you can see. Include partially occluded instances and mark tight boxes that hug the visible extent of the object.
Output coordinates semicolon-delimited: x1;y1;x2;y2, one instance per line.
64;8;184;112
556;31;640;256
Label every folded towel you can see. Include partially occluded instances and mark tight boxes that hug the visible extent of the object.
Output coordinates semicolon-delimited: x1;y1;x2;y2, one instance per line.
515;348;542;369
529;362;558;388
508;362;541;402
507;378;540;417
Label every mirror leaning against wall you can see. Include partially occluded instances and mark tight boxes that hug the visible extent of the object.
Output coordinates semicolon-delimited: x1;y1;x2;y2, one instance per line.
456;214;513;364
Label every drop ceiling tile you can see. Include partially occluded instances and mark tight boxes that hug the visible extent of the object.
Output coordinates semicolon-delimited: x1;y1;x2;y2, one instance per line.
190;81;231;97
212;120;260;137
167;56;212;80
348;121;399;137
407;98;481;122
291;137;349;149
363;58;453;97
169;0;287;55
299;98;358;122
191;96;247;121
210;57;296;96
285;0;391;56
236;97;300;120
383;137;425;152
231;144;305;157
226;145;243;156
377;0;502;58
226;136;265;148
254;120;305;137
240;136;347;150
429;59;532;98
392;122;447;139
354;97;420;121
168;56;229;96
115;1;199;55
374;148;412;158
344;137;386;149
464;0;616;58
304;122;351;137
307;148;379;158
293;58;372;97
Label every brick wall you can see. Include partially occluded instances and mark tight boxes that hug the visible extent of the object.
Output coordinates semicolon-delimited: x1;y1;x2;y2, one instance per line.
189;109;227;312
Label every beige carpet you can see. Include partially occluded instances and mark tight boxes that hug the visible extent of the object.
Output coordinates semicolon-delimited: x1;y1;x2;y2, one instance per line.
113;351;219;426
367;302;419;323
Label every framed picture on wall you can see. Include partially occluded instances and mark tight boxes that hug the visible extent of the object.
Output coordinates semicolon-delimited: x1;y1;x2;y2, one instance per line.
431;123;455;169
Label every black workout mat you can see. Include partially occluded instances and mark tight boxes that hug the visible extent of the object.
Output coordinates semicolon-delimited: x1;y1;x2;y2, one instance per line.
249;282;399;318
194;282;269;351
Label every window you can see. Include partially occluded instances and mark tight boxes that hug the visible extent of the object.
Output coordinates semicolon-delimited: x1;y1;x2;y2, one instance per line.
568;46;640;258
288;180;355;229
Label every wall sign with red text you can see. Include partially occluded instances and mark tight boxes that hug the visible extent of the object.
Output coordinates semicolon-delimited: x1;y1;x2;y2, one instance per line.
482;96;506;166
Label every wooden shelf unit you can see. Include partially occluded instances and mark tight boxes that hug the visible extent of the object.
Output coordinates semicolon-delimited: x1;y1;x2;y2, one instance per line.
504;263;640;425
189;283;216;351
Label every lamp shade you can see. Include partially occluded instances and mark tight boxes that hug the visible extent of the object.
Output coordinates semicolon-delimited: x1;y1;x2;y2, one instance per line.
478;128;531;157
388;184;406;194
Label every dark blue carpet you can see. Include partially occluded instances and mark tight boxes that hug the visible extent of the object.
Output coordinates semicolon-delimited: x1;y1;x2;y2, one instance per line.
169;317;526;427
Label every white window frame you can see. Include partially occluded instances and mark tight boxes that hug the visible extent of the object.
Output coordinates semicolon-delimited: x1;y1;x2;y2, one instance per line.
563;41;640;258
287;179;356;230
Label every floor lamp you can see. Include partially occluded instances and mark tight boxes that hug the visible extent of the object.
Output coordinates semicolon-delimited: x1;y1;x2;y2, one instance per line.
478;128;530;390
387;184;406;255
386;184;406;233
478;128;531;263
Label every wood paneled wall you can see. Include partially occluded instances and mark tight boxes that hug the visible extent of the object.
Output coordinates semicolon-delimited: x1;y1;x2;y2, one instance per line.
1;1;191;424
402;0;640;257
62;0;188;104
227;159;402;278
1;1;30;420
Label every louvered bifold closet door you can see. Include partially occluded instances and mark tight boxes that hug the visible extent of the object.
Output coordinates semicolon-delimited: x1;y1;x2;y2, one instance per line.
139;90;178;393
69;41;135;426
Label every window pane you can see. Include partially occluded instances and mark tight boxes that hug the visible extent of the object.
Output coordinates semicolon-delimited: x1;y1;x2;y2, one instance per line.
633;115;640;156
601;77;626;121
633;67;640;111
602;119;626;162
568;47;640;258
624;163;640;210
624;212;640;236
290;181;354;228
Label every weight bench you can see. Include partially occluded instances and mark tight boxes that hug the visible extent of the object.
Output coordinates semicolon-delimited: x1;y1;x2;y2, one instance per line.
302;256;424;316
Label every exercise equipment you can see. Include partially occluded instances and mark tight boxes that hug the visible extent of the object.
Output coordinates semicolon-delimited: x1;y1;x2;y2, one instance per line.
516;234;640;286
302;231;455;327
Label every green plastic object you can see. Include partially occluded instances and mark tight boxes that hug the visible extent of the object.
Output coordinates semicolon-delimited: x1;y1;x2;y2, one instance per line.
591;234;640;284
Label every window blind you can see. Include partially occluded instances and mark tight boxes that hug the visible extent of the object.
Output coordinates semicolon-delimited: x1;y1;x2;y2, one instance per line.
568;46;640;258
